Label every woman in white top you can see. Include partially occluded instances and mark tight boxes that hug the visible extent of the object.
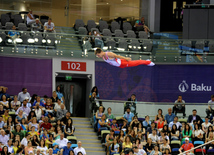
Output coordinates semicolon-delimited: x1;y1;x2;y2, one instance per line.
202;116;211;133
37;139;48;155
27;10;36;25
160;138;171;154
11;95;21;111
34;103;42;120
29;117;39;131
0;95;9;109
193;123;204;141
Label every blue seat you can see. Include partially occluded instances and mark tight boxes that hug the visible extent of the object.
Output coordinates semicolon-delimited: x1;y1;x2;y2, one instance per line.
207;149;214;153
194;141;204;145
172;148;179;152
71;144;78;148
182;141;192;144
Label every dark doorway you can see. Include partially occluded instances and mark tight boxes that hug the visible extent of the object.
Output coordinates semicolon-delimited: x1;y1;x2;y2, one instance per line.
160;0;195;31
56;74;91;117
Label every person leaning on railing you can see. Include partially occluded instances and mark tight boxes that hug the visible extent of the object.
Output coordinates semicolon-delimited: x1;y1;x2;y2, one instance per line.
179;137;194;155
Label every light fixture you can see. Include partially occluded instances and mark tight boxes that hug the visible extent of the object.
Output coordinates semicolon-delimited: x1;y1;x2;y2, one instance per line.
128;45;132;48
28;38;35;43
107;3;109;4
47;39;51;44
34;38;39;42
109;46;112;49
143;46;147;50
0;37;2;43
138;46;141;49
42;39;46;43
8;39;13;43
15;38;23;43
103;46;108;50
55;40;58;44
133;46;136;49
117;48;125;51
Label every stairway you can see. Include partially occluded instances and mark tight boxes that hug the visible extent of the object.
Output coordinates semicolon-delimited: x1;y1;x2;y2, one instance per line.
72;117;106;155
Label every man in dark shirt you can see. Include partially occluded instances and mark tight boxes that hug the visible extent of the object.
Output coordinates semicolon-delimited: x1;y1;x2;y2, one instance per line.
61;112;72;126
61;141;73;155
40;117;52;130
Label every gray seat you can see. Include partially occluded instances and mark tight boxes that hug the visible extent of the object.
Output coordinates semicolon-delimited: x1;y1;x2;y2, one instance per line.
195;40;204;50
74;19;85;31
14;14;23;27
34;33;43;45
142;40;153;52
5;22;14;30
122;22;132;34
182;40;192;48
21;32;31;44
86;20;96;32
110;21;120;33
129;40;141;51
98;20;108;33
41;19;48;25
46;34;56;46
1;14;10;26
115;30;124;42
127;30;136;39
18;23;27;31
139;31;148;39
0;31;6;44
78;27;87;36
102;29;112;40
105;38;116;49
118;39;128;50
0;23;2;29
91;28;100;33
208;41;214;53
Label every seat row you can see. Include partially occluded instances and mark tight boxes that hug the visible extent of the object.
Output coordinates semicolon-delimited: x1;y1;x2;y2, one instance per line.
0;22;28;31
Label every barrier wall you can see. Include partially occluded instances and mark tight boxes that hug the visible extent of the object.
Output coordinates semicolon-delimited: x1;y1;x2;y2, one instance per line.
95;62;213;103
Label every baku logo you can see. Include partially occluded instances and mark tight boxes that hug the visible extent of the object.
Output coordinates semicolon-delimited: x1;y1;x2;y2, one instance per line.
178;80;189;92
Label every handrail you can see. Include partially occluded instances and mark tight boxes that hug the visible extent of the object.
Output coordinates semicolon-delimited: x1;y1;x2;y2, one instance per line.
178;139;214;155
97;99;209;105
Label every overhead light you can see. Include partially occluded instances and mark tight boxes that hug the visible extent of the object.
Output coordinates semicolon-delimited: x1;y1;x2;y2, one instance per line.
128;45;132;48
47;39;51;44
107;3;109;4
109;46;112;49
34;38;39;42
133;46;136;49
143;46;147;50
42;39;46;43
117;48;125;51
83;41;86;44
103;46;108;50
55;40;58;44
138;46;141;49
15;38;23;43
8;39;13;43
0;37;2;43
28;38;35;43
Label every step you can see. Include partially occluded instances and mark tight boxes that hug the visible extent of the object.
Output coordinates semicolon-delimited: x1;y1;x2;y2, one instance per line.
73;121;90;125
86;151;106;155
83;143;103;148
78;139;101;143
75;127;94;132
84;146;105;151
72;117;89;121
75;134;98;139
75;131;97;136
74;124;93;128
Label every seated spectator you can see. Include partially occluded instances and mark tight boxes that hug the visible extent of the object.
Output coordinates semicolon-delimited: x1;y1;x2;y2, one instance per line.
168;116;182;131
1;146;11;155
206;132;214;150
51;91;59;103
130;116;139;130
150;144;162;155
143;115;151;129
60;112;72;126
193;123;204;142
182;124;192;144
95;106;104;120
121;120;128;132
134;17;150;33
98;114;109;132
37;139;48;155
4;117;14;130
33;96;45;109
64;118;74;137
15;110;25;124
106;107;114;120
170;124;179;140
158;131;169;145
40;117;52;130
0;86;10;100
44;18;56;33
12;124;24;140
173;95;186;117
133;138;143;149
156;116;166;131
45;134;55;148
17;88;31;103
206;95;214;118
206;126;213;139
117;130;125;147
61;141;73;155
54;99;65;113
155;109;164;121
20;118;27;131
146;122;157;138
11;95;21;111
74;141;86;155
48;113;56;126
122;136;132;154
202;116;211;134
2;110;10;123
30;94;37;105
20;133;31;147
16;99;31;117
122;107;134;125
34;102;43;120
187;109;203;126
31;18;42;32
162;125;170;136
110;138;120;154
148;129;158;145
160;138;171;154
0;105;5;116
129;130;136;143
7;139;13;154
137;123;146;135
0;116;5;129
179;137;194;155
137;131;146;145
29;117;39;131
8;25;20;44
24;141;33;155
52;143;60;154
133;146;146;155
31;135;39;147
55;133;68;149
165;108;175;124
56;104;67;120
29;126;39;137
0;95;9;109
47;148;54;155
41;95;48;104
89;30;104;49
27;111;36;124
45;98;54;113
126;94;137;114
27;9;36;25
0;129;9;145
25;97;32;108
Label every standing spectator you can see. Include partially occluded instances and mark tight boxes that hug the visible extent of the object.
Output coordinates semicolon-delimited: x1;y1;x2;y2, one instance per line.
105;107;114;120
0;95;9;109
44;18;56;34
0;86;10;100
89;86;99;98
143;115;151;129
31;18;42;32
206;95;214;118
165;108;175;124
56;86;65;103
55;133;68;149
16;99;31;117
89;92;100;114
40;117;52;130
168;116;182;130
26;9;36;25
122;107;134;125
74;141;86;155
32;96;45;109
173;95;186;117
179;137;194;155
61;141;73;155
0;129;9;145
187;109;203;126
11;95;21;111
126;94;137;114
56;104;67;120
17;88;31;103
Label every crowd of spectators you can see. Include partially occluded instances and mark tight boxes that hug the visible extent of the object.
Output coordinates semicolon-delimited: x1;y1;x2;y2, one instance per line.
0;86;86;155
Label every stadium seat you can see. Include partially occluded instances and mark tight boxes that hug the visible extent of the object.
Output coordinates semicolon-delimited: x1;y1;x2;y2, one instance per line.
182;40;192;48
0;31;6;45
129;40;141;51
208;41;214;53
207;149;214;155
46;34;56;46
71;144;78;149
78;27;87;36
142;40;153;52
5;22;13;30
67;136;77;144
170;140;181;149
102;29;112;41
74;19;85;31
127;30;136;39
195;148;206;155
91;28;100;33
1;14;10;26
40;15;49;20
139;31;148;39
18;23;27;31
0;23;2;29
34;33;43;45
178;118;187;123
171;148;179;155
110;21;120;33
122;22;132;34
41;19;48;26
98;20;108;33
14;14;24;27
105;38;116;50
115;30;124;42
86;20;96;32
101;130;110;143
195;40;205;50
21;32;31;44
118;39;128;50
